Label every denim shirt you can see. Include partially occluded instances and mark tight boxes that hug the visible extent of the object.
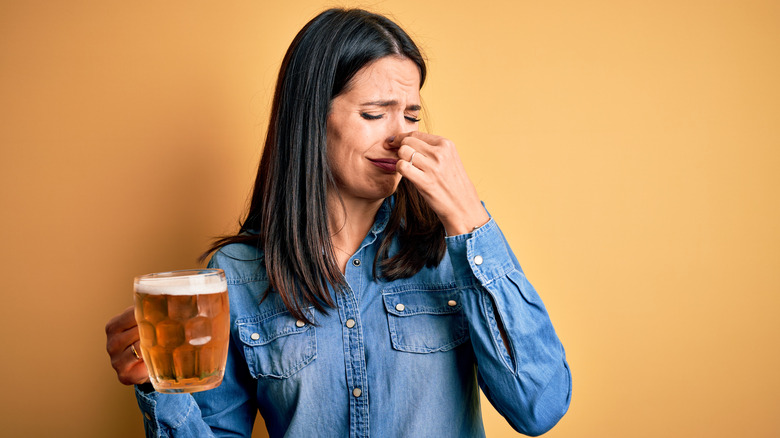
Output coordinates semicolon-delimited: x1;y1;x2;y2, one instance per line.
135;201;571;437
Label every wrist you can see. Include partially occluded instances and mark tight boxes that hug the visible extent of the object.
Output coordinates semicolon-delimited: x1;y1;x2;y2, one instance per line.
443;211;490;236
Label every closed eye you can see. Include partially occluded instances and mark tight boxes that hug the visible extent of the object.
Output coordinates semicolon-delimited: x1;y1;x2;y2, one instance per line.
360;112;420;123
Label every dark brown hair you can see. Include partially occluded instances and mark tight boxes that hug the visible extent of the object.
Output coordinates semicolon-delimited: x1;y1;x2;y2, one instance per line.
204;8;445;324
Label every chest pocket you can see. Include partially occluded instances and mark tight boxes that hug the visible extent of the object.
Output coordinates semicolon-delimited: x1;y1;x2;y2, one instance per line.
236;308;316;379
382;285;469;353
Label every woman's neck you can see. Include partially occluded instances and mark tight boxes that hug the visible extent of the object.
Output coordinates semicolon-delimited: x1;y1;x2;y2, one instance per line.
328;194;384;273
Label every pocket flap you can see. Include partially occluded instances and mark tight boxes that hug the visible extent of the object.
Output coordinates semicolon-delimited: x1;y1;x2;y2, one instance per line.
237;310;310;346
383;286;462;317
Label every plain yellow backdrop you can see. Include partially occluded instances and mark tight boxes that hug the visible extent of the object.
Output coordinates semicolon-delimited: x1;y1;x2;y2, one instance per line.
1;1;778;437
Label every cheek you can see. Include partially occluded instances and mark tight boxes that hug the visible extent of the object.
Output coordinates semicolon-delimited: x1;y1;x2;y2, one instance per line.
329;128;370;164
325;114;384;174
328;136;352;167
326;120;347;168
326;136;363;184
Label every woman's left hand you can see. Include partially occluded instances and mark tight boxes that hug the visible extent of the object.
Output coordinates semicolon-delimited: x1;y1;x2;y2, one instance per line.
392;132;490;236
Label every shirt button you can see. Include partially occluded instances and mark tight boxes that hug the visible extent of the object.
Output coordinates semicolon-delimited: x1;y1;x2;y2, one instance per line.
395;303;405;312
296;320;305;328
352;387;362;397
352;259;361;267
474;255;484;265
250;333;260;341
345;319;356;328
144;412;152;421
448;300;457;307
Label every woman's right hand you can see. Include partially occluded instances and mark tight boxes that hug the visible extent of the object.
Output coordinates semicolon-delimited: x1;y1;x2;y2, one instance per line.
105;305;150;385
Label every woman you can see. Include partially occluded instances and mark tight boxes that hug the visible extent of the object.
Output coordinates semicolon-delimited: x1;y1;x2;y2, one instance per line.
106;8;571;437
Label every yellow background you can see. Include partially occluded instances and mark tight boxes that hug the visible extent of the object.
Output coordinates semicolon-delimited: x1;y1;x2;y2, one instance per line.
1;1;778;437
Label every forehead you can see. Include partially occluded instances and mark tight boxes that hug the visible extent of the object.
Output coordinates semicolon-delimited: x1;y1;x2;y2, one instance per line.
342;56;421;101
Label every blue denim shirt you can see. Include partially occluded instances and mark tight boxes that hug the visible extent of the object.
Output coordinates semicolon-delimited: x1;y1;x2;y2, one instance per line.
135;201;571;437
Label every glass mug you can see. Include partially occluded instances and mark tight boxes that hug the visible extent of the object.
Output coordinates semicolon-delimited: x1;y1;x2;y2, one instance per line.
133;269;230;393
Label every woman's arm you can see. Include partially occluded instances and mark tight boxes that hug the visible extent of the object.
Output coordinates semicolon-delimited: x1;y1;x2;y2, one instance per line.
394;131;571;434
446;218;571;436
107;256;258;437
134;346;258;437
133;332;258;437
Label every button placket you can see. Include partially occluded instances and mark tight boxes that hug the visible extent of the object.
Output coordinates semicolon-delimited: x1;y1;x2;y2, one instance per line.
334;280;369;435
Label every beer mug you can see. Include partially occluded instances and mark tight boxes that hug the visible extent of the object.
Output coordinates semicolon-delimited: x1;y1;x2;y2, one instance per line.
133;269;230;393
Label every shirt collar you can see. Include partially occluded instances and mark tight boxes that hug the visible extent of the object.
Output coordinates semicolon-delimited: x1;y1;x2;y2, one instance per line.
369;197;393;237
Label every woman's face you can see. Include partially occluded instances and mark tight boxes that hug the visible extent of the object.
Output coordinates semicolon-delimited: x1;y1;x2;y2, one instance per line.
326;56;421;204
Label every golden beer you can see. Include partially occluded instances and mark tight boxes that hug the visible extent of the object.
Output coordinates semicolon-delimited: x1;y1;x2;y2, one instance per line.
133;269;229;393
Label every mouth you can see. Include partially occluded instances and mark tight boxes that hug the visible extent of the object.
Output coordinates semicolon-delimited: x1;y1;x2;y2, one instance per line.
368;158;398;173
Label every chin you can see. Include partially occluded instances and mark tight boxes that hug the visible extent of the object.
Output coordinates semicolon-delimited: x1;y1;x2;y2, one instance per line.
366;180;401;202
339;174;401;203
383;177;403;198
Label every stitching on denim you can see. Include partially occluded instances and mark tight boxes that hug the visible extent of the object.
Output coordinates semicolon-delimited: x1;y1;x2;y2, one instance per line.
476;262;515;288
389;332;469;353
382;282;458;294
226;274;267;285
386;312;469;353
481;290;516;373
137;389;162;437
214;248;268;285
384;302;463;316
243;328;317;379
471;217;496;238
467;218;516;288
237;310;314;342
236;305;316;326
168;395;197;429
239;323;310;346
381;287;462;316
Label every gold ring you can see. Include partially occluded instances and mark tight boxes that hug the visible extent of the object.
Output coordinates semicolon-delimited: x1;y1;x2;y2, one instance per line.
131;343;141;361
409;151;419;166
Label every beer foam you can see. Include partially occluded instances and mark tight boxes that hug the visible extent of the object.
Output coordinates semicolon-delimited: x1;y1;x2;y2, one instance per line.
135;273;226;296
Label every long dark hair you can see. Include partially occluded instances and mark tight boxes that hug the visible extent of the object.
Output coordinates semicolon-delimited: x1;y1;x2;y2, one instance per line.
205;8;445;324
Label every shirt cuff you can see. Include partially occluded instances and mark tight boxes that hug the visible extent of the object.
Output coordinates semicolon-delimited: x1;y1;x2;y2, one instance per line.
446;218;515;286
135;384;197;434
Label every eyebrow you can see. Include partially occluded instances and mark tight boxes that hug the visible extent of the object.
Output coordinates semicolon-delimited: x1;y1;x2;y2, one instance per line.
360;100;421;111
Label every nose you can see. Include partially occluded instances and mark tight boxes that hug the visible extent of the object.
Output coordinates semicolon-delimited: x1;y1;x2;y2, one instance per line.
384;113;408;150
384;135;397;150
